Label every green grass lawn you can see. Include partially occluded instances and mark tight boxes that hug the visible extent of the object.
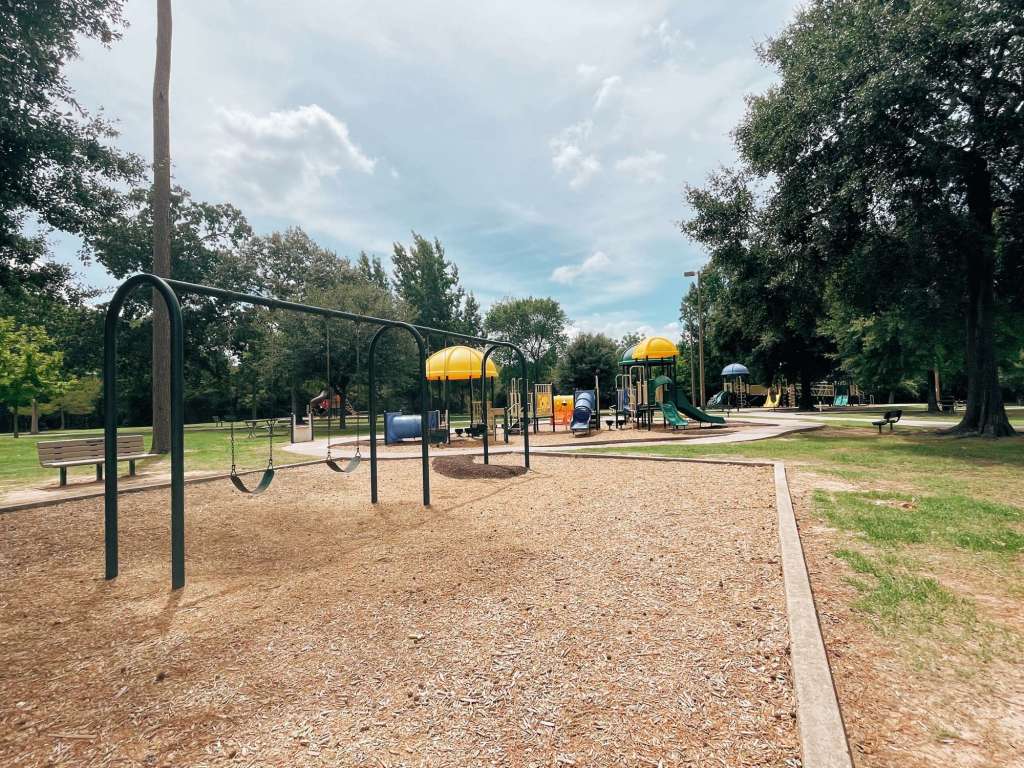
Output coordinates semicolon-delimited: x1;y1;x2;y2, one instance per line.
588;423;1024;658
0;411;504;493
0;421;371;492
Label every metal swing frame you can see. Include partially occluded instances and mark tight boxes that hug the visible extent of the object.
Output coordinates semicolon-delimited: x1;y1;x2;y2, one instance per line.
103;273;532;590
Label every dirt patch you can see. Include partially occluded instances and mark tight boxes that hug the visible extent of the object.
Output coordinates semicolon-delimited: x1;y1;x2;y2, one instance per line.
0;456;796;766
789;471;1024;768
432;454;528;479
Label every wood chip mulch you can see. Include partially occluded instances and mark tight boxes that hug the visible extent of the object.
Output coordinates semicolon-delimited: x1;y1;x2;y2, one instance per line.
432;454;529;479
0;455;797;766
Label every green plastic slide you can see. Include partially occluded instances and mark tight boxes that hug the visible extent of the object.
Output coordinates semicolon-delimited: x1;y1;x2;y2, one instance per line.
672;390;726;425
660;402;688;429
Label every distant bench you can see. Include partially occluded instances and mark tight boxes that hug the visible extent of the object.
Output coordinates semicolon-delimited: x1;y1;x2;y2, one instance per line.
37;435;158;487
871;409;902;434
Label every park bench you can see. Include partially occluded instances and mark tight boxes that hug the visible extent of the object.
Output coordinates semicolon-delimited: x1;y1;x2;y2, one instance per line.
37;434;158;487
871;409;902;433
939;396;956;413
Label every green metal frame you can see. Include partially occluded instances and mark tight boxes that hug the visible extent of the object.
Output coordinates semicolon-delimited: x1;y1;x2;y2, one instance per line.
103;273;531;590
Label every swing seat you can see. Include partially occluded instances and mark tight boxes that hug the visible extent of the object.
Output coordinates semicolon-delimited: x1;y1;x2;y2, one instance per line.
229;467;276;495
325;454;361;473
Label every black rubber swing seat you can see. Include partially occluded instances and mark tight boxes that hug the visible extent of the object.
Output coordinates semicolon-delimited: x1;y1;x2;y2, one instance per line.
229;468;276;495
325;455;361;473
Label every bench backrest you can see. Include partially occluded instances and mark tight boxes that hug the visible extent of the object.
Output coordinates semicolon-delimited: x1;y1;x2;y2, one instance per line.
37;434;146;465
883;409;902;421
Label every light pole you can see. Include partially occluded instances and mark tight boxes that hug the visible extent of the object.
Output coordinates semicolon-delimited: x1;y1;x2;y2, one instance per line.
687;322;696;400
683;269;705;407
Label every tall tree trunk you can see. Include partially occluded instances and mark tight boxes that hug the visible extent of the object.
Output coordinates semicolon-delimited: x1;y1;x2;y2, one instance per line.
60;405;66;430
926;371;938;413
12;404;19;438
797;371;814;411
151;0;173;453
30;399;39;434
951;155;1014;437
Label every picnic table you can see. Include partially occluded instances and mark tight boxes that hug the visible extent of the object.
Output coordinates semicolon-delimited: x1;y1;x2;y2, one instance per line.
244;418;288;438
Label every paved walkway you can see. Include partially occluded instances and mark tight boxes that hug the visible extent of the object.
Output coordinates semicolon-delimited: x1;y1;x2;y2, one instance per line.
285;418;823;459
0;419;822;514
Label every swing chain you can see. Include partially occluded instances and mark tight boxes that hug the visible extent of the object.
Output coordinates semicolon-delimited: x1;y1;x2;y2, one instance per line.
267;418;275;469
229;419;237;476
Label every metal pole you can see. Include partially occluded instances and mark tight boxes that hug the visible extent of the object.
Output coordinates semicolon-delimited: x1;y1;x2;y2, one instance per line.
688;324;696;400
104;274;185;588
697;271;706;408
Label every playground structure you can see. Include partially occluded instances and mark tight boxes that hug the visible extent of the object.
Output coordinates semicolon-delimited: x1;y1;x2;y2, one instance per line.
721;363;751;410
422;345;500;442
385;409;443;444
570;389;599;435
617;336;726;429
505;379;555;435
101;273;531;590
553;394;573;427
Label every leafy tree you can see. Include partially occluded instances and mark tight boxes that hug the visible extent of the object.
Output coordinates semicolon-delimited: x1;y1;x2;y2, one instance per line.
357;252;390;292
1;0;141;267
391;233;476;345
245;227;353;300
484;297;568;383
681;170;835;409
90;186;254;426
735;0;1023;435
618;332;644;353
0;318;66;437
41;375;102;429
556;333;620;404
461;292;483;337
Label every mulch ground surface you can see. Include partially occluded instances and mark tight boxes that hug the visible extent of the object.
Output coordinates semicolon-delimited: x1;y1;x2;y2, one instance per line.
1;455;796;767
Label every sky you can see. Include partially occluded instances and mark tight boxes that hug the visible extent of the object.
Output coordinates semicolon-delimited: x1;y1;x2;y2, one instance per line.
56;0;801;340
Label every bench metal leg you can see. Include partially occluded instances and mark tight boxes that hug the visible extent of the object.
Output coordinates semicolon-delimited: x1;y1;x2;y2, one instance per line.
59;467;67;487
96;464;103;481
129;460;136;477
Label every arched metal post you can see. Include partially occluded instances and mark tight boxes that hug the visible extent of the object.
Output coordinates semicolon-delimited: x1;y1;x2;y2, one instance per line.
104;274;186;588
481;343;530;468
369;324;431;506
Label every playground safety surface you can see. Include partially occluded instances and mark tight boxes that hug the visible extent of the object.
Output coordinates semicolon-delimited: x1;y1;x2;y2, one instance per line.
0;455;798;766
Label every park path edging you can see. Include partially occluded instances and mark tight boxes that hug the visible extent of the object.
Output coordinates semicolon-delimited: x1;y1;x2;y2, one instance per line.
774;462;854;768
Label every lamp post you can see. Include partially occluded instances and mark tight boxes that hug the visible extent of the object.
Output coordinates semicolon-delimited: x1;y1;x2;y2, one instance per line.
683;269;705;407
687;322;696;400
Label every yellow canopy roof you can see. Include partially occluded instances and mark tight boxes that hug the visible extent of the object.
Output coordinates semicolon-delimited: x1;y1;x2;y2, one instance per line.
425;345;499;381
632;335;678;360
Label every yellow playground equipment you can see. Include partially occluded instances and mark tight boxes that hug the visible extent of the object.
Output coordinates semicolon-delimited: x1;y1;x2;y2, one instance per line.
425;345;500;440
553;395;574;427
763;389;781;409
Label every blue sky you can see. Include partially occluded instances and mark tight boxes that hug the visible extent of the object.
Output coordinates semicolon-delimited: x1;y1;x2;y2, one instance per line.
56;0;800;339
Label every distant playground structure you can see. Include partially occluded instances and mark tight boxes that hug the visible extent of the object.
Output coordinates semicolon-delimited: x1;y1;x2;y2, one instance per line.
616;336;725;429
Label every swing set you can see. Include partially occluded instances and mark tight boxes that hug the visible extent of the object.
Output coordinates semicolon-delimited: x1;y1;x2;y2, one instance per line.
225;324;363;495
102;273;533;589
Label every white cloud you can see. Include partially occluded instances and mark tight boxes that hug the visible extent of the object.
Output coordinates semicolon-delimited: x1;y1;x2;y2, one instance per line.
576;62;598;79
615;150;667;182
593;75;622;110
567;315;679;341
642;19;695;54
551;250;613;283
208;103;378;219
218;104;376;174
550;120;602;189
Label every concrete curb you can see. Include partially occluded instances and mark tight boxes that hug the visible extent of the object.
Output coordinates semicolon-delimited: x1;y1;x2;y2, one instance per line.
774;462;854;768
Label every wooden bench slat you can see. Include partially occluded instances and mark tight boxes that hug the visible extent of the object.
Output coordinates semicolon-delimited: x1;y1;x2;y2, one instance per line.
47;453;159;468
37;436;148;468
